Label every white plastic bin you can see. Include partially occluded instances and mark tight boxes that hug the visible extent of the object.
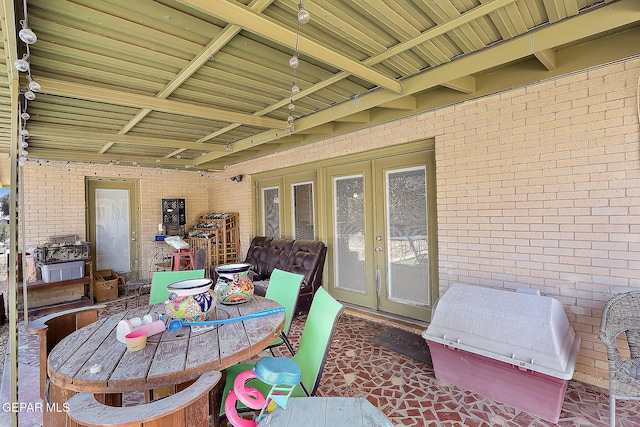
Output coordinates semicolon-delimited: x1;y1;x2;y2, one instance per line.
422;284;581;422
40;260;85;283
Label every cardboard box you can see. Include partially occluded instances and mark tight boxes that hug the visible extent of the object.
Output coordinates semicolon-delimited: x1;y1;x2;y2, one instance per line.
94;269;121;302
41;260;85;283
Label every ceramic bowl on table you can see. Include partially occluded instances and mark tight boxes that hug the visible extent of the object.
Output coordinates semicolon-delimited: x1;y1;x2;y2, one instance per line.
213;263;254;304
164;278;216;322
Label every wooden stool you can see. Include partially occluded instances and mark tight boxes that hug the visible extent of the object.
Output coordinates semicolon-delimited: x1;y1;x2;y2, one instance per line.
171;249;194;271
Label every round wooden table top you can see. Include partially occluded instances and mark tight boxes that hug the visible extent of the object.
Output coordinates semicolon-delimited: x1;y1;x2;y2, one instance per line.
47;296;285;393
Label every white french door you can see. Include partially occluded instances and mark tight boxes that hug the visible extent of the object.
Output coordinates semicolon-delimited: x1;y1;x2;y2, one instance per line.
254;140;438;322
327;151;436;321
374;154;435;320
326;162;376;308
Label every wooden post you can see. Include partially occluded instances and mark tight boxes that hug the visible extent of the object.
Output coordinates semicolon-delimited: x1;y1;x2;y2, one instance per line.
0;293;5;325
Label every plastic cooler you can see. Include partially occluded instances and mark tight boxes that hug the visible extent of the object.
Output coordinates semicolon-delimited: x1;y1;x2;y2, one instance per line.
422;284;581;423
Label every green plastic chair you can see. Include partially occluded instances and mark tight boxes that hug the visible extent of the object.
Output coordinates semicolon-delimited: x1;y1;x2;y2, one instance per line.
264;268;304;356
220;287;344;419
149;269;206;304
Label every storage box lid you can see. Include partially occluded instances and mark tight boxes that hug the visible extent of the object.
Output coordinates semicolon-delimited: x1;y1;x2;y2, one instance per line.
422;284;580;379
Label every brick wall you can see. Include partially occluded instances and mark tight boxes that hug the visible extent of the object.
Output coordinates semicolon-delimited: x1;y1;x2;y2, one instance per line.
18;57;640;385
213;57;640;385
21;162;211;272
435;59;640;385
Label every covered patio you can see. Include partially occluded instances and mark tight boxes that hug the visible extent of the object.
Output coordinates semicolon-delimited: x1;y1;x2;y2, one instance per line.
1;1;640;426
2;292;640;427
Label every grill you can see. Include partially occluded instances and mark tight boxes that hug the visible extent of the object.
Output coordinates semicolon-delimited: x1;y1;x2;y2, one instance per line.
422;284;581;423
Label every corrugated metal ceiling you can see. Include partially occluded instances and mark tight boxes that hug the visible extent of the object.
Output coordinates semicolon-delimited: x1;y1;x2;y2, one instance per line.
0;0;638;186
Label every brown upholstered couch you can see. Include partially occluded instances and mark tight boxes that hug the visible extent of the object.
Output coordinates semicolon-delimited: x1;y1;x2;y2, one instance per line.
244;236;327;315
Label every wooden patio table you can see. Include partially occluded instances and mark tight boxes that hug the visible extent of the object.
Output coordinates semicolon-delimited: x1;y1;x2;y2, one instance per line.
45;296;284;427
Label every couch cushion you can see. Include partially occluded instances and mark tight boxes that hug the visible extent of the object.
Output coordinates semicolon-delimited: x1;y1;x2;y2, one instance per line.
286;240;326;291
265;238;295;275
245;236;273;278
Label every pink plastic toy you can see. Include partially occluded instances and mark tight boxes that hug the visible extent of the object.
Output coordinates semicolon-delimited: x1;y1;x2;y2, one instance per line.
225;358;301;427
225;370;265;427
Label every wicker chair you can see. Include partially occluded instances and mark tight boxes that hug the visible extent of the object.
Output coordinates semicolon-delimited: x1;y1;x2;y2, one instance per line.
597;291;640;427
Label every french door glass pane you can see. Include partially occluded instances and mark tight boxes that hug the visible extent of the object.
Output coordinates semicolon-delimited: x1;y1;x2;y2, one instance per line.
293;182;314;240
95;188;130;271
386;167;429;305
334;175;366;293
263;187;280;238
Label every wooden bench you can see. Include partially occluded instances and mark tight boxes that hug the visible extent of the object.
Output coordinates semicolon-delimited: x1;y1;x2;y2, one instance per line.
66;370;222;427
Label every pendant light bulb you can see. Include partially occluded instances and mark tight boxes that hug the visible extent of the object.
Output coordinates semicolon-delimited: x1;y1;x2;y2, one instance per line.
28;79;41;92
298;10;310;24
19;27;37;44
21;150;28;157
18;157;26;167
298;4;310;24
21;112;30;121
21;129;30;138
291;84;300;95
24;90;35;100
14;56;29;72
289;55;299;69
21;141;28;148
288;102;295;111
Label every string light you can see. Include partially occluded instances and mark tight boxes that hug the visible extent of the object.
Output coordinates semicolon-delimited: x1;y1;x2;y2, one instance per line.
27;76;41;92
298;3;310;24
287;2;310;134
15;0;38;167
18;20;37;44
14;55;29;72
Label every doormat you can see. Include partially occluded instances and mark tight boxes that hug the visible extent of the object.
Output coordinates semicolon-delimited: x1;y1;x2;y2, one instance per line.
370;327;432;367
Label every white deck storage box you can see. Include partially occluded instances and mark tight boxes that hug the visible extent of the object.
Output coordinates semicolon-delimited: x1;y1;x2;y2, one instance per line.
422;284;581;423
40;260;85;283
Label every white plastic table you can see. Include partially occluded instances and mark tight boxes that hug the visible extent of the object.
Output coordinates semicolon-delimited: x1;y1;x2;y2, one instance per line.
257;397;393;426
